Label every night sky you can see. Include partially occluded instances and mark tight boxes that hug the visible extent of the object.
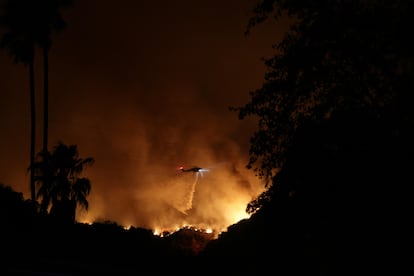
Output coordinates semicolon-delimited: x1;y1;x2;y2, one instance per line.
0;0;288;232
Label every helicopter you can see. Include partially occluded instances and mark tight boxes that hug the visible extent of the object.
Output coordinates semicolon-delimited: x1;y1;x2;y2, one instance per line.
178;166;209;173
179;166;202;172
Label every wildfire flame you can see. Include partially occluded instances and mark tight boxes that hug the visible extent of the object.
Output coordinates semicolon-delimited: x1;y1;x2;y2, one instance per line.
77;161;264;238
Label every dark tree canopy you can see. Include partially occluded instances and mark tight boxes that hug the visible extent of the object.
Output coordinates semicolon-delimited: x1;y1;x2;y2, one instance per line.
33;142;94;224
0;0;72;53
232;0;413;183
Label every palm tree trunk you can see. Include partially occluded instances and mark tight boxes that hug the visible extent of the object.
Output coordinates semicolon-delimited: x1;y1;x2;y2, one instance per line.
29;56;36;202
42;46;48;154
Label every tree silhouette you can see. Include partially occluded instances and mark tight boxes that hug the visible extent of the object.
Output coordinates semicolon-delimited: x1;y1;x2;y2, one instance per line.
0;183;39;230
35;0;73;155
33;142;94;225
232;0;413;192
226;1;412;272
0;0;38;201
0;0;74;201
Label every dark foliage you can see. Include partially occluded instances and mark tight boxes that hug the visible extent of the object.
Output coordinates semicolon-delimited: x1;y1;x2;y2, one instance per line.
0;183;39;231
232;0;413;180
33;142;94;225
221;0;412;273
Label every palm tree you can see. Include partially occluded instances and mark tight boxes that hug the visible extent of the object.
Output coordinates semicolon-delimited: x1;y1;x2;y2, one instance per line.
33;142;94;225
36;0;73;154
0;0;38;201
0;0;73;201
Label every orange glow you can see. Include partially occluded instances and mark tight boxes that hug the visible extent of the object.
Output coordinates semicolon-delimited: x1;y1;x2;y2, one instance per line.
76;166;263;237
153;229;161;236
0;0;275;239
